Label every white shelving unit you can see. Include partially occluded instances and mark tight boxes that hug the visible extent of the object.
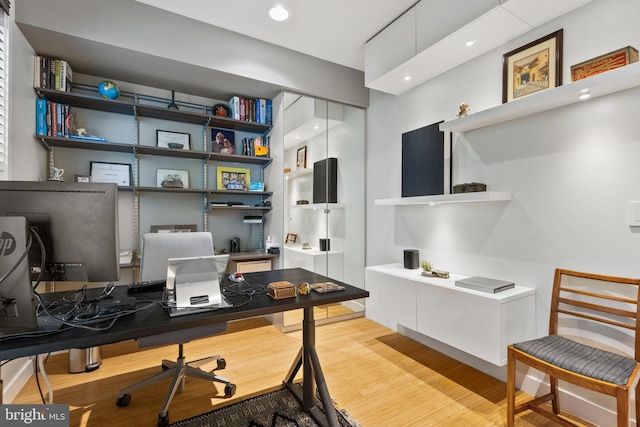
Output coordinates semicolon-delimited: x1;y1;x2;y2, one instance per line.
374;191;511;206
440;62;640;133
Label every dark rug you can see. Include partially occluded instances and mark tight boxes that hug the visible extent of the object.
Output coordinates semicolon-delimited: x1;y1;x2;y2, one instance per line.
169;386;361;427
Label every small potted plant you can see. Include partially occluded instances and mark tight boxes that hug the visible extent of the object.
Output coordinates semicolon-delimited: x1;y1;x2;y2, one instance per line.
420;260;433;276
302;242;311;250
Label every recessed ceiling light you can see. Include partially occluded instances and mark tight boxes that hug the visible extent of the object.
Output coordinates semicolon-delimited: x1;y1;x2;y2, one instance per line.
269;5;289;21
404;76;411;81
465;40;476;47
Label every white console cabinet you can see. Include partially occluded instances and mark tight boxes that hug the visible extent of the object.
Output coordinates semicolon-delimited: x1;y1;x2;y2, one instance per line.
365;263;535;366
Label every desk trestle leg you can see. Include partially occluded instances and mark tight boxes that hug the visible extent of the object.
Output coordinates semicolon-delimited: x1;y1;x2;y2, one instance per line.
284;307;340;427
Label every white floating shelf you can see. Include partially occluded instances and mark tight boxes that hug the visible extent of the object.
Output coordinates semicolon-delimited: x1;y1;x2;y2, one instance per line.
440;62;640;133
374;191;511;206
290;203;346;210
284;168;313;180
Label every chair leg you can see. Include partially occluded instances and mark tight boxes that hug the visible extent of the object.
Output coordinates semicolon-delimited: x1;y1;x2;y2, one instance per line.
507;347;517;427
616;389;629;427
549;376;560;414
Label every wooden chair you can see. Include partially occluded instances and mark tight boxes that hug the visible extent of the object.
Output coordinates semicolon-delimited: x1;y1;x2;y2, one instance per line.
507;268;640;426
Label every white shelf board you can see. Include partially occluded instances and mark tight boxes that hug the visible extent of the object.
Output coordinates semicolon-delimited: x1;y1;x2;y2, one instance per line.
374;191;511;206
290;203;345;210
440;62;640;133
284;168;313;180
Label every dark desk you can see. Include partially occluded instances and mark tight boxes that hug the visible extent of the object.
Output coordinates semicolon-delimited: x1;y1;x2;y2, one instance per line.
1;268;368;427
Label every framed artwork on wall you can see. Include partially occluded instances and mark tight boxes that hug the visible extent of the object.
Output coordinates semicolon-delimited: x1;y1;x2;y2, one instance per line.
502;29;563;103
296;146;307;169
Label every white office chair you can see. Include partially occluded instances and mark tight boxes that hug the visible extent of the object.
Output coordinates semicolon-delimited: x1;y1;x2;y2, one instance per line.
116;232;235;427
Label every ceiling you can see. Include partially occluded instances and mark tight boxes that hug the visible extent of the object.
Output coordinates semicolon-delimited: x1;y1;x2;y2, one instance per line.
134;0;418;71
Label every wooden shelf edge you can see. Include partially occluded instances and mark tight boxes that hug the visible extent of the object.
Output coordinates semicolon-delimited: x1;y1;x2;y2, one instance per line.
440;62;640;133
374;191;511;206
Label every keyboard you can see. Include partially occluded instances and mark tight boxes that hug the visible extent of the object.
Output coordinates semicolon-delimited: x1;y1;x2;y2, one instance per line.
126;279;166;291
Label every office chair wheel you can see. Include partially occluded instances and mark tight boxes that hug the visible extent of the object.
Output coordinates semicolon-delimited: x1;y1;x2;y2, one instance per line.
158;412;169;427
161;363;170;371
116;394;131;407
224;383;236;397
217;358;226;370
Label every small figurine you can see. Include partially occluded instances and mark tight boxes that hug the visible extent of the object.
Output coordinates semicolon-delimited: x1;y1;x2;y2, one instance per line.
76;128;87;136
298;282;310;295
457;102;470;118
49;167;65;182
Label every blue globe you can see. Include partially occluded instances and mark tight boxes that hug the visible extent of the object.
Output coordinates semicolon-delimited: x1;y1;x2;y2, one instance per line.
98;81;120;99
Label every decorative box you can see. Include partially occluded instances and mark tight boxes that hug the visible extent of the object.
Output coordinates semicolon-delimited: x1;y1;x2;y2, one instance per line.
268;281;297;299
571;46;638;81
453;182;487;193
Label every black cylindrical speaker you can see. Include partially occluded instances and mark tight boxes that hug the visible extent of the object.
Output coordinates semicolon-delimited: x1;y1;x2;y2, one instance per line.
404;249;419;269
319;238;330;251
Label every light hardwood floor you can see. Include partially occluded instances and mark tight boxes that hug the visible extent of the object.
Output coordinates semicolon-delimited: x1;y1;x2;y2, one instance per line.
12;316;567;426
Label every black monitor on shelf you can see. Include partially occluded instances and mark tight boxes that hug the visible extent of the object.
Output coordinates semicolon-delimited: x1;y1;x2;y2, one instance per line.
0;180;120;283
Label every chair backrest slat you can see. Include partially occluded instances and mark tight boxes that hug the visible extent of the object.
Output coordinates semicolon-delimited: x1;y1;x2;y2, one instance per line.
550;268;640;361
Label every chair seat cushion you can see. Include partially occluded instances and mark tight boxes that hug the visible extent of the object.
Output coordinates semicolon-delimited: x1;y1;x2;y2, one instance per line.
513;335;638;386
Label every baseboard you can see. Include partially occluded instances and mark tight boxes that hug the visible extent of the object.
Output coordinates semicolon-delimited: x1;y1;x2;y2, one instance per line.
2;357;35;404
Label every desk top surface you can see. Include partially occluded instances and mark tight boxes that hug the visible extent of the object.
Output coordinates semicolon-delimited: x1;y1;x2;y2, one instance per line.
0;268;368;361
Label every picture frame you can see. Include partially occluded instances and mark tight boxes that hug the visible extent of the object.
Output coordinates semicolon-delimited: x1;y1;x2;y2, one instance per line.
150;224;197;233
217;166;250;191
156;168;189;189
296;146;307;169
157;129;190;150
74;174;91;183
286;233;298;244
90;161;132;187
211;128;236;154
502;29;563;103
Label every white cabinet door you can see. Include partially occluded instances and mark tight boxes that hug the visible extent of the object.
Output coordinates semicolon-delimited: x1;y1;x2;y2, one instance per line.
365;267;417;330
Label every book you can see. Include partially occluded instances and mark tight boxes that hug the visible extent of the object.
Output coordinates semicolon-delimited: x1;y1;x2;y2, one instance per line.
265;99;273;125
35;99;47;135
228;96;240;120
454;276;515;293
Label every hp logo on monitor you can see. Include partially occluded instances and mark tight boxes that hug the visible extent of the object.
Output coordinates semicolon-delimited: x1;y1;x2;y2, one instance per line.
0;231;17;256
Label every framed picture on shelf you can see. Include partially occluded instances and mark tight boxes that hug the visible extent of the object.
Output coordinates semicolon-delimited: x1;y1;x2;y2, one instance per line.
502;29;563;103
286;233;298;244
150;224;197;233
156;129;190;150
74;174;91;183
296;146;307;168
216;166;250;191
90;161;132;186
211;128;236;154
156;168;189;189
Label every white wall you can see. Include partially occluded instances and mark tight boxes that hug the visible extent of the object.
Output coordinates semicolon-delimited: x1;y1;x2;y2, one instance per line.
366;0;640;419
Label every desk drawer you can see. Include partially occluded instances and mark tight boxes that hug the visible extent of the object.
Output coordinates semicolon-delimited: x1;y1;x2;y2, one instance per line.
229;259;272;273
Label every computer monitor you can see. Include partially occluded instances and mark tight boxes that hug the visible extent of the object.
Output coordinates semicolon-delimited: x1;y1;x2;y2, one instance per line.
0;216;38;335
0;181;120;283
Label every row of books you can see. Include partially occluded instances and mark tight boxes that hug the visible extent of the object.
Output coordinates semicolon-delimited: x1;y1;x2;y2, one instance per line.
35;99;75;137
229;96;273;125
240;136;270;157
34;55;73;92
